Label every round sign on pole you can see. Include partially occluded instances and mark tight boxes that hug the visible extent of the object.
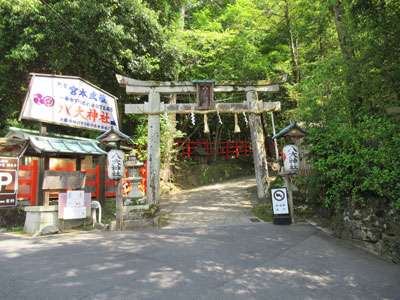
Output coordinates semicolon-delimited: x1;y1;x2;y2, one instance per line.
107;149;125;180
271;187;289;215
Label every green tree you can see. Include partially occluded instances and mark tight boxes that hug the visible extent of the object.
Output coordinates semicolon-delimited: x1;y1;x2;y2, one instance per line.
297;0;400;210
0;0;177;136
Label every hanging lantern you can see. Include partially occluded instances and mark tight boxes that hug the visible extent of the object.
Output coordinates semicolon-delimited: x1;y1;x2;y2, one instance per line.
283;144;300;173
234;113;241;133
203;114;210;133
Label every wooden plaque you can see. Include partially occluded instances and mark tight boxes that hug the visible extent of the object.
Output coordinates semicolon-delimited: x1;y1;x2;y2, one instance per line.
42;171;86;190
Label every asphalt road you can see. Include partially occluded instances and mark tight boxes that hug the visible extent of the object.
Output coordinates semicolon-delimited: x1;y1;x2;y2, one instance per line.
0;223;399;300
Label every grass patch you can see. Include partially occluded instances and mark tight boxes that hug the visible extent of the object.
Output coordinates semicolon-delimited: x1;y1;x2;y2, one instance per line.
252;204;273;222
102;200;116;224
158;216;169;227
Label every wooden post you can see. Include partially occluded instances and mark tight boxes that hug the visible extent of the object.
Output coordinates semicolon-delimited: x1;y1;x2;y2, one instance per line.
76;157;82;171
246;90;270;200
282;175;295;223
30;160;38;206
99;145;106;205
36;123;48;206
116;178;124;230
147;90;161;205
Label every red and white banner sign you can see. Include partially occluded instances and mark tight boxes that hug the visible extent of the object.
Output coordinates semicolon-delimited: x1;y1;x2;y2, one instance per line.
20;74;119;132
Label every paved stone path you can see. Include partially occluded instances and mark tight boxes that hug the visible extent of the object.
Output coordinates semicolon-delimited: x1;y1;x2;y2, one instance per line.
160;176;260;228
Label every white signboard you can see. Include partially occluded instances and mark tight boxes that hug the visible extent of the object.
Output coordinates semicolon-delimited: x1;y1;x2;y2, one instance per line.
19;74;119;132
58;192;91;220
271;188;289;215
107;149;125;180
63;207;87;219
63;190;86;219
67;190;85;207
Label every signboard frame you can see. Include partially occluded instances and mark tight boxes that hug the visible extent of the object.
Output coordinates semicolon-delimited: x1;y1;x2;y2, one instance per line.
271;187;291;225
58;191;91;220
19;73;120;132
0;157;19;208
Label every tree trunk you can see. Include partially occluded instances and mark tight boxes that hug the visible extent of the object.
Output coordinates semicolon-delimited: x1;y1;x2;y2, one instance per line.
261;114;274;159
329;2;354;57
284;0;300;83
212;123;223;162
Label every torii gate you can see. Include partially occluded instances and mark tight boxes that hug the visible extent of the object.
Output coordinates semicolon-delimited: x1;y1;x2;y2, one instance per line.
116;74;287;205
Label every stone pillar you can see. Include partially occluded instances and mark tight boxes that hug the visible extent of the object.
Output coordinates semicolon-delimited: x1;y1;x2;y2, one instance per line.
147;90;161;205
246;90;270;200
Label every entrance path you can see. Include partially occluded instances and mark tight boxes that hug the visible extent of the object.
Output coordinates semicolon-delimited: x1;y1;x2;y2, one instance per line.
160;176;259;228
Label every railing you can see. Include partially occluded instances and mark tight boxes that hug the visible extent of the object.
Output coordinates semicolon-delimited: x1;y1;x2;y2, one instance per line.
174;139;252;159
17;161;146;205
18;160;38;206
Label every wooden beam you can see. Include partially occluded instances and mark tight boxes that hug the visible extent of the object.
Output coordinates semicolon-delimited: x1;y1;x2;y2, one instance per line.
117;74;286;95
124;84;281;95
116;74;288;88
214;84;280;93
116;75;193;87
125;101;281;115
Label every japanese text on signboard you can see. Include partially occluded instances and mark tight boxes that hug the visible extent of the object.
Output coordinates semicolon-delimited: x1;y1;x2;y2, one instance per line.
283;145;300;173
271;188;289;215
107;150;125;180
20;75;119;132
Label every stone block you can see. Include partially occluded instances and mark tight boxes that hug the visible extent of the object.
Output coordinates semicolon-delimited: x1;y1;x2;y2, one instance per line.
109;221;117;231
352;239;382;256
24;206;59;234
40;225;59;235
352;224;381;242
124;217;159;229
124;211;147;220
123;204;150;212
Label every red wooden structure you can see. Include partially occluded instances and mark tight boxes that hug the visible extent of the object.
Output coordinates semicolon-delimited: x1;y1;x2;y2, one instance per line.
174;139;252;159
17;161;147;205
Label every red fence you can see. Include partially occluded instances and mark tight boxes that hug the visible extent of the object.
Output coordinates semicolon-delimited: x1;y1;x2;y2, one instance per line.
17;161;146;205
175;139;252;159
18;160;38;206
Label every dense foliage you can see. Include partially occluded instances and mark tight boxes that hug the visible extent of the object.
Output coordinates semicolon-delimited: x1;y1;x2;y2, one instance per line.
1;0;399;209
297;0;400;210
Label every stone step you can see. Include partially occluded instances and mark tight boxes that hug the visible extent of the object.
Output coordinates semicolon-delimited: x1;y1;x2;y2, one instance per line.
124;211;148;220
124;217;159;229
123;204;150;212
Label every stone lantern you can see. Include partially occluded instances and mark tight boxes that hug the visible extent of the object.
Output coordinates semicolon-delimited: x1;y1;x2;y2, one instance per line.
124;153;144;206
97;126;133;231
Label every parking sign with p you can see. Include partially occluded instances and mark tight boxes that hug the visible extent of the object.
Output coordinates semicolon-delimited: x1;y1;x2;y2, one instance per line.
0;157;19;207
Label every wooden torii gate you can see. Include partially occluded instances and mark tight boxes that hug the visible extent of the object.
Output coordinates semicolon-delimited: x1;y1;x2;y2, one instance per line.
116;74;287;205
